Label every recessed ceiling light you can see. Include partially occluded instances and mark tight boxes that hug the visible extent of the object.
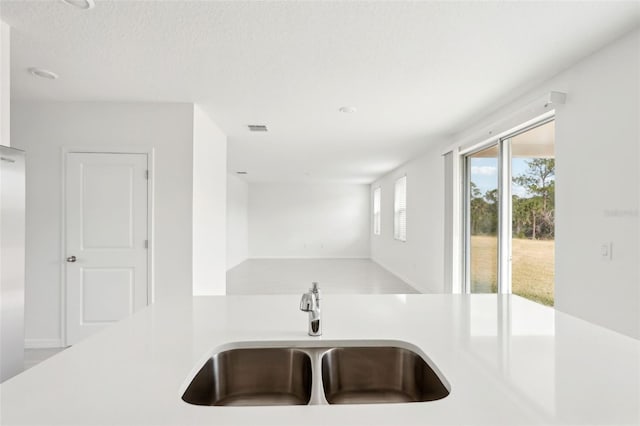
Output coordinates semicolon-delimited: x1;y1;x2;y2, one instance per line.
28;68;59;80
60;0;95;9
339;106;357;114
236;171;248;175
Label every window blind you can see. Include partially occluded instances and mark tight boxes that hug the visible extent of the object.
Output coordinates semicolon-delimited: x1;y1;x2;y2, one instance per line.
394;176;407;241
373;187;381;235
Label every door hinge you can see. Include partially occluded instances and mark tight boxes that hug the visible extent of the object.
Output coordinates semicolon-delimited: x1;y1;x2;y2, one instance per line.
144;240;148;249
145;170;149;180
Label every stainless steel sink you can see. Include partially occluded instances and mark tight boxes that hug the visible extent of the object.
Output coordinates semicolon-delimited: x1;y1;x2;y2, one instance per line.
321;346;449;404
181;348;312;406
181;342;449;406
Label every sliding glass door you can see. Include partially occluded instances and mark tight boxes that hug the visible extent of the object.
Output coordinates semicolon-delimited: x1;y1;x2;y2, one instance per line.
464;119;555;305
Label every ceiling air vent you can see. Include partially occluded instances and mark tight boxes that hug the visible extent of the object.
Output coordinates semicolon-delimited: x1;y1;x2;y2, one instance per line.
248;124;268;132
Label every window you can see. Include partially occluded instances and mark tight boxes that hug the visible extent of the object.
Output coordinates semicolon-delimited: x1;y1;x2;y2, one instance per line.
394;176;407;241
373;187;381;235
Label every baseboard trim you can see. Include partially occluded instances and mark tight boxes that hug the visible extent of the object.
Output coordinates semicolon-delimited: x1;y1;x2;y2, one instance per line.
371;258;424;293
226;256;249;271
25;339;64;349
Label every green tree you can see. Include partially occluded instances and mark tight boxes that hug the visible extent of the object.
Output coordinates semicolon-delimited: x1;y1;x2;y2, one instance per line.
469;182;499;236
512;196;530;238
469;182;487;234
513;159;555;239
483;188;498;235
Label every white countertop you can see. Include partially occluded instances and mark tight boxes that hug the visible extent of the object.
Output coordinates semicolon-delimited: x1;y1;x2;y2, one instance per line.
1;294;639;425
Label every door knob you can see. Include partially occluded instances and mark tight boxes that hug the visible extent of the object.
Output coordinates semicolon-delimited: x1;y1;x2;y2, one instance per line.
66;256;77;263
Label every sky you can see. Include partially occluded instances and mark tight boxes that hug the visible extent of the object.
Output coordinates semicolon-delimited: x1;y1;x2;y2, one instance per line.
470;157;538;198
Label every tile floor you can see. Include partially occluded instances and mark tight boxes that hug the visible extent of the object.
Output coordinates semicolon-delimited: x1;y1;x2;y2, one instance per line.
24;348;66;371
227;258;418;295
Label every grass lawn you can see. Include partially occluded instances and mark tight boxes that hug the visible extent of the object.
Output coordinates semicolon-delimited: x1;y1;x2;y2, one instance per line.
470;235;555;306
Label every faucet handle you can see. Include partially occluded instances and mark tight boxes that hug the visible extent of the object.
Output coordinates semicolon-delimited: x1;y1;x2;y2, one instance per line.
300;292;316;312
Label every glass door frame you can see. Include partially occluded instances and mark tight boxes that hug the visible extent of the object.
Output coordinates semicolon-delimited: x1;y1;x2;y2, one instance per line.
462;115;555;295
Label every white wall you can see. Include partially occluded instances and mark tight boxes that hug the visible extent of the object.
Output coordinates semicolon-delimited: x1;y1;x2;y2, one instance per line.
554;29;639;339
0;21;9;147
450;28;640;339
11;102;195;347
370;142;447;294
248;183;370;259
226;174;248;269
192;105;227;295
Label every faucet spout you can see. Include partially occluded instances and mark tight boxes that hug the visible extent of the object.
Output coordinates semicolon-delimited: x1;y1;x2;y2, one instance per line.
300;282;322;336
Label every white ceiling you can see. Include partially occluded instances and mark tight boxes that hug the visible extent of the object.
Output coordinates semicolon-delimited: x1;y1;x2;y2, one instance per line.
2;1;639;183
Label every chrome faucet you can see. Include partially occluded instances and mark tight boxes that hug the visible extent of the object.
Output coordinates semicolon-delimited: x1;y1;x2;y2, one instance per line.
300;282;321;336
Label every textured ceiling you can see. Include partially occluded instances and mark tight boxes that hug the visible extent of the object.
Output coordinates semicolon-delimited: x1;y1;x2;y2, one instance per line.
1;1;639;183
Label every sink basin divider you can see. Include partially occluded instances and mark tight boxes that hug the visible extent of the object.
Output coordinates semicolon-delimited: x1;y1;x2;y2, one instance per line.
305;348;330;405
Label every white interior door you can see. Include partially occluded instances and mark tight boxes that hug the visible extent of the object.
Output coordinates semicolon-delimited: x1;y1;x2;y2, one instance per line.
65;152;148;345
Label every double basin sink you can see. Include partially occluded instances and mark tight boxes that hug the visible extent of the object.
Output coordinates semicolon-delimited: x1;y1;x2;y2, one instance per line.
182;342;450;406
